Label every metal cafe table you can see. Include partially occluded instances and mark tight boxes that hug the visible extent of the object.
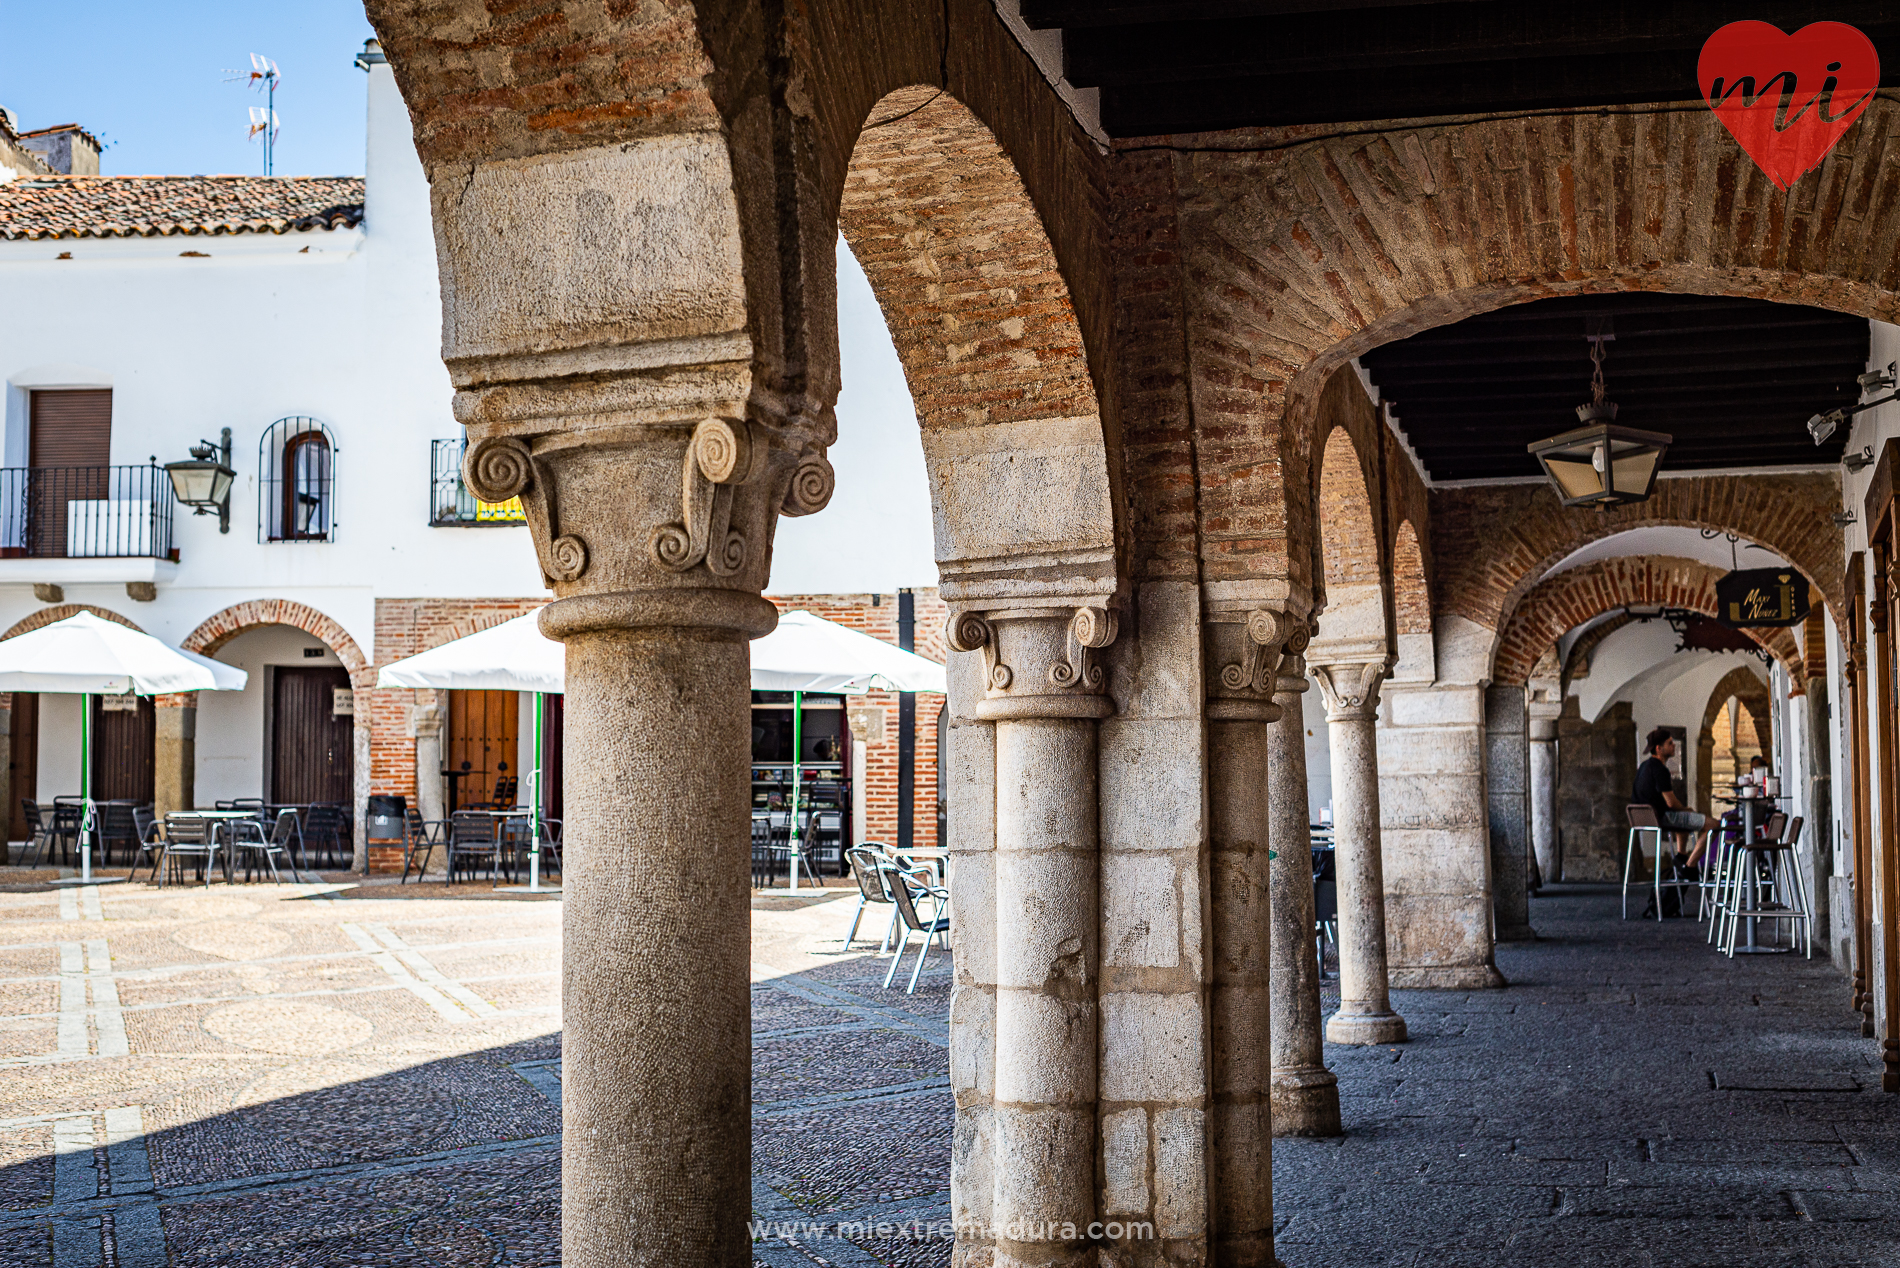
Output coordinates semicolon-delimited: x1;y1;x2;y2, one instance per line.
1710;786;1792;954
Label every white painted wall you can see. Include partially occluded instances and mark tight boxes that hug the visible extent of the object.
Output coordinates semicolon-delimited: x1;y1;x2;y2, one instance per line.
0;59;548;670
1572;619;1684;723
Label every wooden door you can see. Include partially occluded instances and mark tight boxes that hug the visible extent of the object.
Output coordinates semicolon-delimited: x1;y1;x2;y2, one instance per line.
28;390;111;558
8;694;37;840
272;667;354;804
542;693;563;822
91;696;154;803
448;690;517;811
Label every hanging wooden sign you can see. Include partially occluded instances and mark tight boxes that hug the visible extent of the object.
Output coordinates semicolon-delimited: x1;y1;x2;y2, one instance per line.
1715;568;1810;628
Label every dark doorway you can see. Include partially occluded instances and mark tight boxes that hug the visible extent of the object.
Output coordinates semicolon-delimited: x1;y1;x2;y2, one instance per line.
91;695;154;803
448;689;517;811
8;694;37;840
272;666;354;804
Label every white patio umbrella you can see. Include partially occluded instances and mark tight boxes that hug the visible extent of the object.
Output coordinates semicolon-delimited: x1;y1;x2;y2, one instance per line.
375;607;947;888
0;611;248;884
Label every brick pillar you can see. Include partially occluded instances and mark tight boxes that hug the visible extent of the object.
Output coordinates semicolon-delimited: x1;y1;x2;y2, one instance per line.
154;693;196;818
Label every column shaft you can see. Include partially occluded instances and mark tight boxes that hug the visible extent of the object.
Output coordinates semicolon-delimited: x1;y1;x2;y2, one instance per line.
154;694;196;819
1529;731;1558;884
1315;661;1406;1047
1208;714;1277;1262
561;625;754;1268
1268;678;1339;1135
993;716;1097;1263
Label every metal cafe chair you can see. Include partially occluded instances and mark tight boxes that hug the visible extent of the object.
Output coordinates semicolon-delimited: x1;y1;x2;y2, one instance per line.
226;814;292;884
877;860;950;994
400;807;447;883
751;814;776;887
446;811;502;884
1723;816;1811;959
18;801;62;868
844;845;899;951
159;814;221;888
302;804;348;870
1312;846;1339;978
131;806;165;883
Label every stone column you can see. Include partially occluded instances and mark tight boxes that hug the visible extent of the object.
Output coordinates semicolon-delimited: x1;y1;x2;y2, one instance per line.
1529;699;1562;884
410;691;446;824
153;693;196;817
1203;604;1297;1260
1312;659;1407;1046
1268;654;1340;1136
949;603;1115;1268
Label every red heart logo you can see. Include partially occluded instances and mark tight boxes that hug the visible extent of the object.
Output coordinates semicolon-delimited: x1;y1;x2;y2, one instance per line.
1698;21;1880;190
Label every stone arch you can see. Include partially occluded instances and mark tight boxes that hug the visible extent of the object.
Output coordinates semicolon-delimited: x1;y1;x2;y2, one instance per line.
1696;664;1774;811
838;86;1117;599
1313;424;1387;651
181;600;371;689
1493;557;1801;687
1;605;142;639
1178;101;1900;595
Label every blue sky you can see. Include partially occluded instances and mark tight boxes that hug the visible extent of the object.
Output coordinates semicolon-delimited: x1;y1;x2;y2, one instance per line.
1;1;376;176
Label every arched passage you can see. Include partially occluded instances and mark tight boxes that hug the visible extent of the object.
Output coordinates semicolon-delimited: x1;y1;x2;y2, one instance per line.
181;599;369;688
1493;557;1804;687
1;604;142;638
1697;664;1774;813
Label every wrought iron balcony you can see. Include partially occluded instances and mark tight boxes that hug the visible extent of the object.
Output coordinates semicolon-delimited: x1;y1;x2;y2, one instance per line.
430;438;526;526
0;464;175;560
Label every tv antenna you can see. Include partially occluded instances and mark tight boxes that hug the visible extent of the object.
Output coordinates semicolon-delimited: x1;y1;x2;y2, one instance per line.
226;54;281;174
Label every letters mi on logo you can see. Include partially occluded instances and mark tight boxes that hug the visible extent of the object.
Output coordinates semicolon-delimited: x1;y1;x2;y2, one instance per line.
1699;21;1880;190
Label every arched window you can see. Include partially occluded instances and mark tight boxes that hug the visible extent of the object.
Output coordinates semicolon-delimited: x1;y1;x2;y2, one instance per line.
258;417;336;542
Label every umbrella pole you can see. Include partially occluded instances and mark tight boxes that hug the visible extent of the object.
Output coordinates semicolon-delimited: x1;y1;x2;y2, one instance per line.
80;693;92;884
499;692;556;894
787;691;802;891
527;691;543;890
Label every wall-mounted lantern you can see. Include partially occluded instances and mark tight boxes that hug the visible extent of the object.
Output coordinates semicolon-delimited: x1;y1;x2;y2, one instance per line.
164;427;235;534
1528;322;1670;510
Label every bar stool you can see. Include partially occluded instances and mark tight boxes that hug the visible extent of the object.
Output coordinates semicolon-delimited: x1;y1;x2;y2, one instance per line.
1722;816;1811;958
1622;804;1698;920
1709;810;1785;948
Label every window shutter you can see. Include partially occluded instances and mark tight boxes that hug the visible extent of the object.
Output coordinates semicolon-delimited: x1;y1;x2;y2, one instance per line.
29;390;112;468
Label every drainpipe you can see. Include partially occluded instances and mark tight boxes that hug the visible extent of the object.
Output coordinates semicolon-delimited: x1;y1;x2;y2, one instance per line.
898;589;915;853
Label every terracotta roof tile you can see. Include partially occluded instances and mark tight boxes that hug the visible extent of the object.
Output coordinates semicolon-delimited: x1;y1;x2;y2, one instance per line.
0;175;365;240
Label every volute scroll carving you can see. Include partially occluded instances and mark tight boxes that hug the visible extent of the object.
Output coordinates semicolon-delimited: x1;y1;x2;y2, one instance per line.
651;417;769;577
463;436;589;585
948;603;1120;722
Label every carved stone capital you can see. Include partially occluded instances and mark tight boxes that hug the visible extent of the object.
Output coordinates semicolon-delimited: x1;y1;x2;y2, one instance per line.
1204;605;1307;722
948;604;1118;722
1309;659;1391;722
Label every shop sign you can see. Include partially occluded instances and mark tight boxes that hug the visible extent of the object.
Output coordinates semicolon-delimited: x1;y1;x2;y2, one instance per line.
1715;569;1809;628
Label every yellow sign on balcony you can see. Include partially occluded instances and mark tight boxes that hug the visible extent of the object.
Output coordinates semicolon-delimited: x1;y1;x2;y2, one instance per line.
475;496;525;523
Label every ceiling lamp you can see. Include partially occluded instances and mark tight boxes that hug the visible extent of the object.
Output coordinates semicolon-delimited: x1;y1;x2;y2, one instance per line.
1527;323;1670;510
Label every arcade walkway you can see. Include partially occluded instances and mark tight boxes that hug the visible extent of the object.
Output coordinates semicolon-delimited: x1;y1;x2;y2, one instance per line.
1277;886;1900;1267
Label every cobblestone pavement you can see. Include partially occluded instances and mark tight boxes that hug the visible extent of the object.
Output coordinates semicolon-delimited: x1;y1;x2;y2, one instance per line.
1279;884;1900;1267
0;868;564;1268
3;872;1888;1267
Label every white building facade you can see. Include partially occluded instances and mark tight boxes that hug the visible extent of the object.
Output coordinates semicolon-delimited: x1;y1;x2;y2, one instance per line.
0;45;550;866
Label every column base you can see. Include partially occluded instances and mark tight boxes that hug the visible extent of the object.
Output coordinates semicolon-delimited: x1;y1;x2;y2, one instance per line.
1271;1066;1342;1136
1389;964;1508;990
1326;1009;1407;1045
1496;922;1537;942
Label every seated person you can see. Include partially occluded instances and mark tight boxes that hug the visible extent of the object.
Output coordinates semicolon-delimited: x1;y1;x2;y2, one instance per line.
1635;727;1717;870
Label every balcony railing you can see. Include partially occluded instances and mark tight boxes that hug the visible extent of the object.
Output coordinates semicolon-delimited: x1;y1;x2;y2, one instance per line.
0;465;175;560
430;438;526;526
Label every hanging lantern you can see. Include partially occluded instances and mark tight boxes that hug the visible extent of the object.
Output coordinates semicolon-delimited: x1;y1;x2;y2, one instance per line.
1527;327;1671;509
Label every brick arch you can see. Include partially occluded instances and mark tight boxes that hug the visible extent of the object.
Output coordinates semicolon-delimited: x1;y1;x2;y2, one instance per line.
1313;424;1386;646
181;600;371;689
1177;100;1900;594
1698;664;1772;745
839;86;1117;589
1;605;142;640
1432;477;1844;642
1493;557;1801;687
1392;519;1429;636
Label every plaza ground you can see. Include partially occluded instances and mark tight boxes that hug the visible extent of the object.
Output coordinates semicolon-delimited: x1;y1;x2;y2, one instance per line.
0;873;1891;1267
